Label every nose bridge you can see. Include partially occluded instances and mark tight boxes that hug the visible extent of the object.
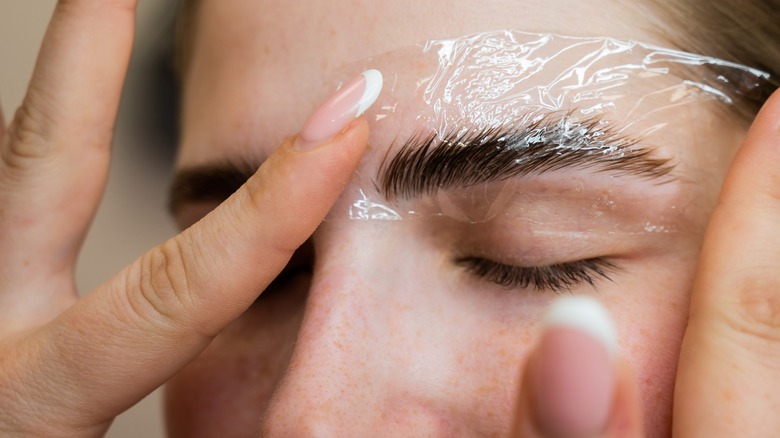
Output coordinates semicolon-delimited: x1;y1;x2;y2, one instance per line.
297;224;385;367
262;223;464;436
262;224;392;433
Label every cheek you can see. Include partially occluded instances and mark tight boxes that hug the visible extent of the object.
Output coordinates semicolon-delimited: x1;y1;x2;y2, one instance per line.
446;265;690;435
607;250;696;436
164;223;696;436
450;313;540;426
164;283;307;437
365;247;558;433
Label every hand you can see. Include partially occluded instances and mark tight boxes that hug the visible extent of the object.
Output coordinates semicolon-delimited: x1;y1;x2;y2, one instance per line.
511;88;780;437
0;1;373;436
673;88;780;436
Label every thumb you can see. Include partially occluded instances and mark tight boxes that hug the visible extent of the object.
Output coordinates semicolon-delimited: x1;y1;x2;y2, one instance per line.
513;297;643;438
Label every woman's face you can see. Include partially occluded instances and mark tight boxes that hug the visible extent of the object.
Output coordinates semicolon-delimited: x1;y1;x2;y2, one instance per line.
169;0;748;436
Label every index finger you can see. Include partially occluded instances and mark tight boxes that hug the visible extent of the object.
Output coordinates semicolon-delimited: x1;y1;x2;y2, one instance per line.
674;90;780;436
9;125;370;433
5;70;381;432
0;0;137;324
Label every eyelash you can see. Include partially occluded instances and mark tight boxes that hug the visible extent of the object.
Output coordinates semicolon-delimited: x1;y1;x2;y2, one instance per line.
456;257;617;293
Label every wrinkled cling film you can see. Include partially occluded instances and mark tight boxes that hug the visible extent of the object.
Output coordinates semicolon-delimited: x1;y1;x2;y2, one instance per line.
324;30;773;235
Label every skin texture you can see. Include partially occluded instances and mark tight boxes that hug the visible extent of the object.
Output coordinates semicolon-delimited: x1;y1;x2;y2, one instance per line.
2;0;780;437
169;0;743;436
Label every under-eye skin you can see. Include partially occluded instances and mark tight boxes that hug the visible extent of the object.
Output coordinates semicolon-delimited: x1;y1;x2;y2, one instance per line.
456;257;618;293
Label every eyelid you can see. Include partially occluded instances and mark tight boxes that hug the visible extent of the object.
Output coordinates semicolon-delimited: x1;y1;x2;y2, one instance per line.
456;256;618;293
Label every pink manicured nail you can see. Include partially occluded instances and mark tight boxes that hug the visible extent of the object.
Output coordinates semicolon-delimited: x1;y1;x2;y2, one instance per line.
294;69;383;150
533;296;617;438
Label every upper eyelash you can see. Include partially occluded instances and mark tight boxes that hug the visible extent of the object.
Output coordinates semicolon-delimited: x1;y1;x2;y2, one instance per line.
456;257;618;293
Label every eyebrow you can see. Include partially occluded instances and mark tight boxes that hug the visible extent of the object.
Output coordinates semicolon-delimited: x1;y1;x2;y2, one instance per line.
168;112;675;216
169;159;259;216
378;113;674;201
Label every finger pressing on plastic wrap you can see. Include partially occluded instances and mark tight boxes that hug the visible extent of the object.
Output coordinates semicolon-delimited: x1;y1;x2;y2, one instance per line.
321;30;774;241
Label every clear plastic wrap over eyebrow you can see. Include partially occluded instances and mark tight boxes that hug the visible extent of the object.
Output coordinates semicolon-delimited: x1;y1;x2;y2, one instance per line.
324;30;773;233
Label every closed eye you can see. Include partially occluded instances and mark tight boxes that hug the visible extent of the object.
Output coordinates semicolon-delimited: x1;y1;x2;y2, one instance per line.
456;257;618;293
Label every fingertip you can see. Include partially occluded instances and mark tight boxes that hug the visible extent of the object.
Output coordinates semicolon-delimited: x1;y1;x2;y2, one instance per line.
543;296;618;358
763;87;780;114
767;89;780;140
341;116;371;152
277;116;370;186
293;69;382;151
743;88;780;151
332;115;371;149
713;87;780;211
530;297;617;437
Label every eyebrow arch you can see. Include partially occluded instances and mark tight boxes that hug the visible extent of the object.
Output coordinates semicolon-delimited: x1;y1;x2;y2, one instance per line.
377;113;676;201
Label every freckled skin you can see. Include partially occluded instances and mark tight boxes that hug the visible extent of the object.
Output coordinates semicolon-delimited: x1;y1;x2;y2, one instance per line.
166;277;307;436
168;0;747;436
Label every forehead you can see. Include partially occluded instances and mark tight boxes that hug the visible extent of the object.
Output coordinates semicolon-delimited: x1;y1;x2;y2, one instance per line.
177;0;669;167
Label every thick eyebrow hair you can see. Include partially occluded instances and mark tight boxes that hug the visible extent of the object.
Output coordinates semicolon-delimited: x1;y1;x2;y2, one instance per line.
168;159;259;216
377;113;675;201
168;113;675;217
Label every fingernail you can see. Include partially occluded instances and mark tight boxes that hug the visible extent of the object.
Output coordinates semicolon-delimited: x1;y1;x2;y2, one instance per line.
533;296;617;438
294;69;383;151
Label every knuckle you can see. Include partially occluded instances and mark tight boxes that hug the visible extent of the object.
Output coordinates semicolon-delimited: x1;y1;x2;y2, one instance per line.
240;169;275;219
726;269;780;342
2;105;53;170
126;239;196;330
237;174;306;257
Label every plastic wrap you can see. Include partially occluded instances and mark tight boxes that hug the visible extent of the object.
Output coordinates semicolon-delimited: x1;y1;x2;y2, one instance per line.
324;30;773;234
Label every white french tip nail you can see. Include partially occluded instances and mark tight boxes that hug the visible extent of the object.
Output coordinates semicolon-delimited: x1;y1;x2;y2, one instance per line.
543;296;618;356
355;69;383;117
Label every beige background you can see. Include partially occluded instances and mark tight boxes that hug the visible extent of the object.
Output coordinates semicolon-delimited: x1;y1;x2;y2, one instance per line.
1;1;179;436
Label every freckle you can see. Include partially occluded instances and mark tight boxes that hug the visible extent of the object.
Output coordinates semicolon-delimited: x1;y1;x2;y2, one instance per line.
722;389;734;402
